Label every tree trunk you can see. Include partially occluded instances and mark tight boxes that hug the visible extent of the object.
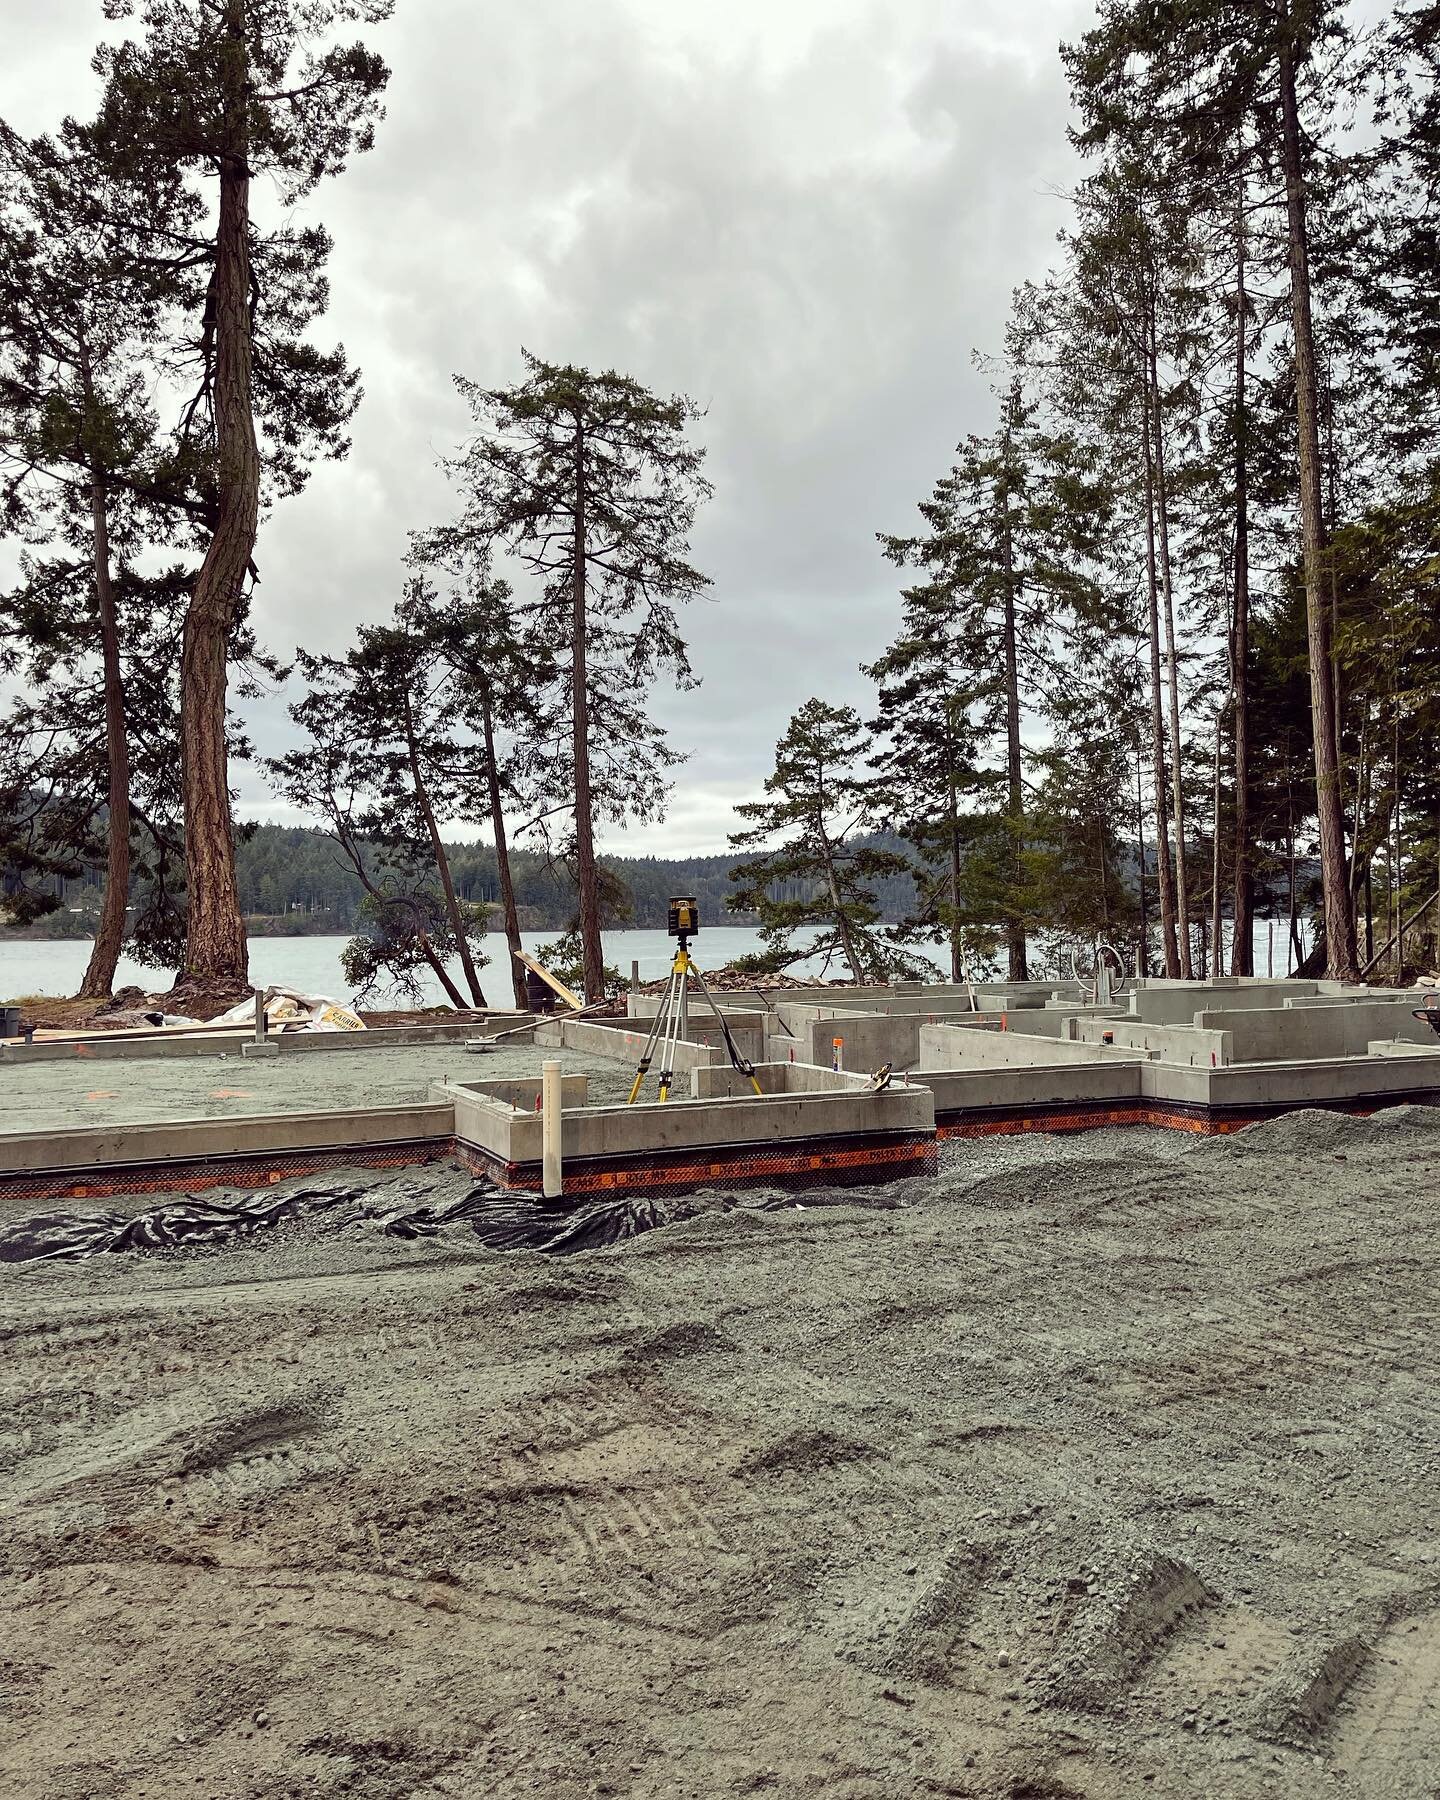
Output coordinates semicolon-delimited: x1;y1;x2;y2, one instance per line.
1210;712;1224;978
1278;11;1359;980
998;489;1029;981
1364;737;1375;960
77;355;130;1001
816;817;865;984
402;688;486;1006
1135;736;1149;975
1230;186;1254;975
1141;399;1182;976
1097;821;1111;936
1150;328;1193;978
570;413;605;1002
481;684;527;1008
1394;711;1404;977
945;730;963;982
1286;785;1301;971
180;0;254;989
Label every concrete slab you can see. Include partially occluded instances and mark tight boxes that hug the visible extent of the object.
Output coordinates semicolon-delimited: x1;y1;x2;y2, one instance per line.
0;1042;634;1135
0;1016;534;1064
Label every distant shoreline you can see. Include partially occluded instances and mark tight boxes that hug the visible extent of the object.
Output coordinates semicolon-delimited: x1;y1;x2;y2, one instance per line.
0;917;774;944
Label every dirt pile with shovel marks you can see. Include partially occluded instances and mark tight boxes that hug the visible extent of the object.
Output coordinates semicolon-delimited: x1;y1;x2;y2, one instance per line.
3;1108;1439;1798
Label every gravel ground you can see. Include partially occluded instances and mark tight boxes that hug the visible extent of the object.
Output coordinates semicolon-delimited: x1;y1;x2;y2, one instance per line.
0;1043;637;1132
3;1110;1439;1797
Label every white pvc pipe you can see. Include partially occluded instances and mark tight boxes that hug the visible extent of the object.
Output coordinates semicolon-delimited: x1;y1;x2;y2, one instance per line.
542;1059;563;1198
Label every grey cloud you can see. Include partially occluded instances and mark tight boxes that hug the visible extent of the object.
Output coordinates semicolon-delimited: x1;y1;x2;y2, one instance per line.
6;0;1091;858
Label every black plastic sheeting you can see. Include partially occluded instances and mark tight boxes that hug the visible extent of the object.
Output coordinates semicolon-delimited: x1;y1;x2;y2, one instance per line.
0;1174;781;1265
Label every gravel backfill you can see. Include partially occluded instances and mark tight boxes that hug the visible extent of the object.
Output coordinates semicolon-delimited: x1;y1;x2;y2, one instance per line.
3;1109;1439;1797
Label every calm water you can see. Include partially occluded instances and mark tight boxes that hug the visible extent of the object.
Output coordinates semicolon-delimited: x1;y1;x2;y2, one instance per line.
0;927;865;1003
0;920;1311;1004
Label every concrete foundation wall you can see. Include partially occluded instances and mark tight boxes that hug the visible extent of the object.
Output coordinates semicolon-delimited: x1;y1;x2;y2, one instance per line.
692;1062;863;1099
0;1100;455;1178
1126;982;1324;1025
1193;1000;1435;1062
922;1042;1440;1119
805;1013;920;1072
534;1016;717;1072
917;1023;1143;1070
1202;1053;1440;1110
0;1017;533;1065
1279;989;1411;1008
450;1074;590;1110
439;1058;936;1173
624;981;1082;1024
437;1061;933;1169
1071;1017;1234;1067
551;1087;933;1158
448;1088;540;1161
919;1060;1143;1114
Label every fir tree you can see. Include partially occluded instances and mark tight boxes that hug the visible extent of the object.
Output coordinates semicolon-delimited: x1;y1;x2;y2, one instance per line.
728;699;921;984
417;352;712;1002
0;121;194;993
91;0;394;993
879;381;1111;980
1063;0;1364;977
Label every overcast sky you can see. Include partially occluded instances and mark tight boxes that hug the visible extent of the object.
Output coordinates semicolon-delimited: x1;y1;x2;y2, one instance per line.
7;0;1090;856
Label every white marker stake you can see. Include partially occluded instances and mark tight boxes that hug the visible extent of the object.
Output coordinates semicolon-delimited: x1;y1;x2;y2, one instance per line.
541;1059;563;1198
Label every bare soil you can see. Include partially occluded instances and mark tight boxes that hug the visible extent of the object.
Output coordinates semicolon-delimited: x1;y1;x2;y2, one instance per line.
3;1109;1439;1797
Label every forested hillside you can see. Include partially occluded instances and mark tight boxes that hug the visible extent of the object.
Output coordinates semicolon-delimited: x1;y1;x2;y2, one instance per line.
8;824;921;938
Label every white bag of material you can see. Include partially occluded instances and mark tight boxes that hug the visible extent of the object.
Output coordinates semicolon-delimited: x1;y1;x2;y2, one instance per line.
211;987;366;1032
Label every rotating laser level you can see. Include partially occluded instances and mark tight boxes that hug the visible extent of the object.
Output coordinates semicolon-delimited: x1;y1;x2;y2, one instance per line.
626;897;763;1104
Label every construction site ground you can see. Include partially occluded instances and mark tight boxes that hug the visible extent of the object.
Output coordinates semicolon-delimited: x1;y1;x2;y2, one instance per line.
0;1044;635;1134
3;1109;1439;1798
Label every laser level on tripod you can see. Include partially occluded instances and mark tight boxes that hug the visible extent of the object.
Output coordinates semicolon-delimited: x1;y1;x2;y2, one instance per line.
626;897;764;1104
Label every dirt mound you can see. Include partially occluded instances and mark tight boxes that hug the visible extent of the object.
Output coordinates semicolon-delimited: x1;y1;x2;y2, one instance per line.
937;1154;1174;1213
1042;1552;1213;1712
736;1427;876;1476
158;974;256;1020
619;1320;738;1362
1217;1103;1440;1157
835;1541;991;1682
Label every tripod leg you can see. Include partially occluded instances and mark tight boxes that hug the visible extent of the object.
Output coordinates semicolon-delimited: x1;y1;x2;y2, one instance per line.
657;953;687;1102
626;964;676;1105
690;959;763;1095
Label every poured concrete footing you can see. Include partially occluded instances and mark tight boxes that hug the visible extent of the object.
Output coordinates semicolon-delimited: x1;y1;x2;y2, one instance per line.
0;1059;935;1208
5;978;1440;1209
440;1061;935;1195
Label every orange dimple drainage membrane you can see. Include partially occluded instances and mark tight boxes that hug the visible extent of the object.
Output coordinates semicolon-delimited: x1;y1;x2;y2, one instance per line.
932;1096;1419;1137
0;1132;937;1207
6;1092;1435;1208
457;1133;939;1196
0;1142;451;1206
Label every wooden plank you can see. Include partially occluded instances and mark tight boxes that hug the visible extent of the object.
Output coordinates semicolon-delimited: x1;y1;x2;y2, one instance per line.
513;949;585;1011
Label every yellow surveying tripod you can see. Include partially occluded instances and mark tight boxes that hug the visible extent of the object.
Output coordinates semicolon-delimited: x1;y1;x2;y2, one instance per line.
627;897;764;1103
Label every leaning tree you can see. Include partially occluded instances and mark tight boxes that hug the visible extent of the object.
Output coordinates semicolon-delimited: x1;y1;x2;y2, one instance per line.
0;121;197;995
